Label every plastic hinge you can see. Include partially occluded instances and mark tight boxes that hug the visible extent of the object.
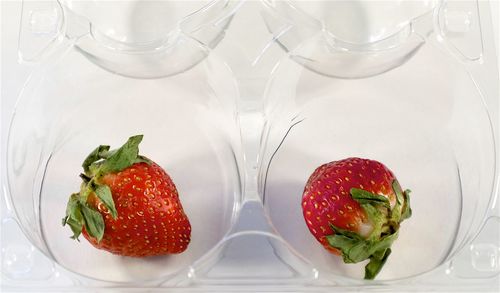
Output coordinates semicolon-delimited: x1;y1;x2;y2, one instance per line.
450;217;500;278
1;219;55;281
18;0;64;63
435;0;484;62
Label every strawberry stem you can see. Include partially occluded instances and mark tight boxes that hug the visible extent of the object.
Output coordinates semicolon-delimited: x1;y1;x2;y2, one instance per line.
365;248;392;280
79;173;91;183
325;179;412;280
63;135;147;243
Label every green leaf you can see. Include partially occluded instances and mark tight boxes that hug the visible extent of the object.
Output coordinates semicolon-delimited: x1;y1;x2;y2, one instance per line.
390;180;404;222
326;234;360;263
63;193;84;240
327;223;372;263
401;189;412;220
81;204;105;242
327;226;397;265
351;188;390;209
94;184;117;219
98;135;143;174
365;248;392;280
82;145;110;173
328;223;364;240
79;173;91;183
348;241;374;263
372;230;399;252
134;155;152;165
392;180;404;206
360;203;385;240
326;185;405;280
62;216;68;226
327;222;400;279
98;149;116;159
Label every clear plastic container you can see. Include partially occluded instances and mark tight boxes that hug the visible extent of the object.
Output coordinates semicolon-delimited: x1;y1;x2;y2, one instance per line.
260;0;498;282
6;0;244;285
2;0;499;291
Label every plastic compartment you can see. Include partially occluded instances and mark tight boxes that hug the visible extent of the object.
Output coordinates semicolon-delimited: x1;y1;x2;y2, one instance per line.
260;44;495;280
7;0;243;284
259;0;498;283
2;0;499;291
8;51;242;283
260;0;438;78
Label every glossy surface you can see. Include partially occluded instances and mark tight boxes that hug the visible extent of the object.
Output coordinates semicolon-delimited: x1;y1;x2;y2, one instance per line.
302;158;398;252
83;162;191;256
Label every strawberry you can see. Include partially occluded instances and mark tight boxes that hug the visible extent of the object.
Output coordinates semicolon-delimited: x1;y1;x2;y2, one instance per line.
62;135;191;257
302;157;411;279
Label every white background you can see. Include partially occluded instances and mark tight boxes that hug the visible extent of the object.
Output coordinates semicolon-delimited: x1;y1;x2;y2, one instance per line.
1;0;499;289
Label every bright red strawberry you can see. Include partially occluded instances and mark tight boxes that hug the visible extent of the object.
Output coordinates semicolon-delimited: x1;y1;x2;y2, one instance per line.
302;157;411;279
63;135;191;257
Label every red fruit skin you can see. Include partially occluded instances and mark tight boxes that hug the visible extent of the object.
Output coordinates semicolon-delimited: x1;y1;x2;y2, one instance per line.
83;162;191;257
302;158;397;254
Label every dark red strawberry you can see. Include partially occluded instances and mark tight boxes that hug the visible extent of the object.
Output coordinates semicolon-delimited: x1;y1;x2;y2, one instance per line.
62;135;191;257
302;157;411;279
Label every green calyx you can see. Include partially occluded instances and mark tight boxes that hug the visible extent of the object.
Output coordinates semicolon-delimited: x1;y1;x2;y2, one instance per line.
326;179;412;280
62;135;151;242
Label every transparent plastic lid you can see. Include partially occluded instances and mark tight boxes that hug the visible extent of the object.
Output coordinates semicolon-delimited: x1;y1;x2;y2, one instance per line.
19;0;243;78
261;0;441;78
3;0;499;290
